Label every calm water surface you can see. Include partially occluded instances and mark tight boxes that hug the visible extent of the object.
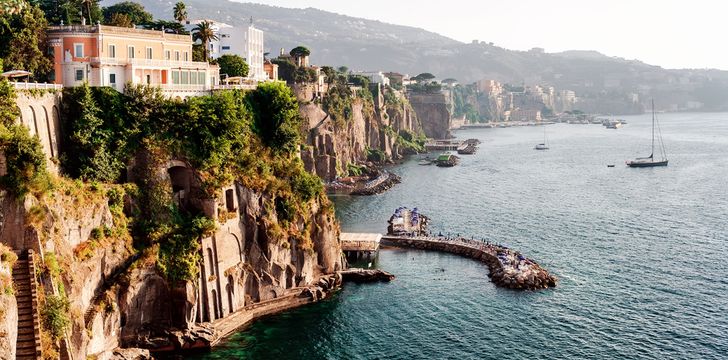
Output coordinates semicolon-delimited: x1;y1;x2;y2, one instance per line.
189;113;728;359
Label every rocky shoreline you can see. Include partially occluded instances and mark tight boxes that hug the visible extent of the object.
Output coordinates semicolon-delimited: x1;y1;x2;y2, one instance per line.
339;268;395;282
350;172;401;196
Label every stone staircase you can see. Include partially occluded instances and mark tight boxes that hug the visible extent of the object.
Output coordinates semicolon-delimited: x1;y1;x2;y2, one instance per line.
12;250;42;359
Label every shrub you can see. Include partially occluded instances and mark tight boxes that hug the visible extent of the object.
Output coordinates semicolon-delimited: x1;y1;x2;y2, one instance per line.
41;295;70;341
0;123;52;197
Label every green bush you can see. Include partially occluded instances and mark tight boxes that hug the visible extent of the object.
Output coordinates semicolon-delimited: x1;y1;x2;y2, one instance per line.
367;148;386;163
215;54;250;78
247;82;301;154
41;295;70;341
0;123;51;197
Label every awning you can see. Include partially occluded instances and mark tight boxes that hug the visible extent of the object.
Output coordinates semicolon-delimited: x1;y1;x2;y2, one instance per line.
1;70;33;78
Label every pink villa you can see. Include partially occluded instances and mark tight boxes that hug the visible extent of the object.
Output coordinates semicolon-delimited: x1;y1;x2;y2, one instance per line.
47;24;220;98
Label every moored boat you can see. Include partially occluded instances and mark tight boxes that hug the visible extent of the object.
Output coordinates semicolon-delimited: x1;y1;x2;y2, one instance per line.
435;152;460;167
626;100;668;168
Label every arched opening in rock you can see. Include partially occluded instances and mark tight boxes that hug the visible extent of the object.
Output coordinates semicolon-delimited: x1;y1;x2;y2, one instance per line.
225;188;236;212
168;166;193;209
227;275;234;314
207;248;215;277
211;289;219;319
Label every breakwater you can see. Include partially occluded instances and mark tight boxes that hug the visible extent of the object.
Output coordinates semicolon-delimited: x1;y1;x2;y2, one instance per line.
382;236;556;290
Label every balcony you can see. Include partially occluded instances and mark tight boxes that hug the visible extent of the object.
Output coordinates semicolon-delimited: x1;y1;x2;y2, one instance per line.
89;57;217;70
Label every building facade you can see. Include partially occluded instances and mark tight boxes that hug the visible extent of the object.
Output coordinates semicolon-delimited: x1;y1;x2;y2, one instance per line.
47;25;219;98
187;20;266;81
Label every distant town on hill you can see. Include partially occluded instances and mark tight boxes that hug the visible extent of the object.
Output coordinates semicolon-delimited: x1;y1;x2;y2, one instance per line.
103;0;728;114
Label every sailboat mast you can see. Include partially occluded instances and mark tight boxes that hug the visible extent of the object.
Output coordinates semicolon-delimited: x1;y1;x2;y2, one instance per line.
651;99;655;158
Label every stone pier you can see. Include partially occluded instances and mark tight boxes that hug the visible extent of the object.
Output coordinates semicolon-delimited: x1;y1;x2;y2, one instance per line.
382;235;556;290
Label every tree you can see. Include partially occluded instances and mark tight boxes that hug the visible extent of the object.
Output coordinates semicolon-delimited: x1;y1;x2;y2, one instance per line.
191;44;205;62
144;20;188;34
102;1;153;25
192;21;218;61
0;4;53;80
78;0;102;24
246;81;301;153
36;0;99;25
107;13;132;27
337;66;348;74
0;0;26;16
215;54;249;78
289;46;311;58
173;1;187;23
413;73;436;82
442;78;458;85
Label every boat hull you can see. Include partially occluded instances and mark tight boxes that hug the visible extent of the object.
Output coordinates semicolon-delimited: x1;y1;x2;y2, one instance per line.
626;160;668;167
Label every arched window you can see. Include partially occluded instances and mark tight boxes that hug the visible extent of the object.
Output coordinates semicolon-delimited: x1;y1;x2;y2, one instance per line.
29;106;39;136
207;248;215;277
211;289;219;319
227;275;234;314
42;106;54;157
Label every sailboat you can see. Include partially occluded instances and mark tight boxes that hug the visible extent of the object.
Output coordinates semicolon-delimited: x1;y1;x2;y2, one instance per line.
534;125;549;150
626;100;668;167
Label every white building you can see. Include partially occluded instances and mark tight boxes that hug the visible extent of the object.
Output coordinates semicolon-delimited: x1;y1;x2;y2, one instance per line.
354;71;390;86
187;19;266;81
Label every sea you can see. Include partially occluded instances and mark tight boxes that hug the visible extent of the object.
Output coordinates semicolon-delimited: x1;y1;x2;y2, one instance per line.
187;112;728;360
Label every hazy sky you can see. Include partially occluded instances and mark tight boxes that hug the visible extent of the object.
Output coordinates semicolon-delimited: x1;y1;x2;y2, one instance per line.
234;0;725;70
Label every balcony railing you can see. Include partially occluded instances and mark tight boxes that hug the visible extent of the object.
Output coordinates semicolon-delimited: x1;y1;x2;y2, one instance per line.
10;82;63;90
130;58;217;69
214;84;258;91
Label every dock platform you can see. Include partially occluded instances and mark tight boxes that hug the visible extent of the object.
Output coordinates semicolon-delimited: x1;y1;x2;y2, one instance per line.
340;232;381;262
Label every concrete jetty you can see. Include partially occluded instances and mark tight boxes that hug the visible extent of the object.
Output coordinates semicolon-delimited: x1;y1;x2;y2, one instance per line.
382;235;556;290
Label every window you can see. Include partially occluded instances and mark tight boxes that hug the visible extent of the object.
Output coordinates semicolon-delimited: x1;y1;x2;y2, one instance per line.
108;44;116;58
183;52;189;61
198;72;205;85
165;50;170;60
181;71;189;84
190;72;197;85
47;46;55;57
109;73;116;84
221;46;230;50
75;69;84;81
48;70;55;82
146;74;151;84
128;46;135;59
74;43;84;58
174;51;180;61
172;71;180;84
146;47;152;59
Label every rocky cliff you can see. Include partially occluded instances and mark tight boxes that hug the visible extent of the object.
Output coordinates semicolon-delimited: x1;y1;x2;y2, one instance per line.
0;82;345;358
296;82;423;181
408;92;453;139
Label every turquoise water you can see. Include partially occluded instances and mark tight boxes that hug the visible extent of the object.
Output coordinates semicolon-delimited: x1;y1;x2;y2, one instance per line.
188;113;728;359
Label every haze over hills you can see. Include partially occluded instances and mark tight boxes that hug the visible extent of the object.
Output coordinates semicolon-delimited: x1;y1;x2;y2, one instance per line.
106;0;728;113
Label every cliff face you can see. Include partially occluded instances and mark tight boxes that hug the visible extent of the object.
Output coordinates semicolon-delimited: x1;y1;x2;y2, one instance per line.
296;83;422;181
408;92;453;139
0;169;342;358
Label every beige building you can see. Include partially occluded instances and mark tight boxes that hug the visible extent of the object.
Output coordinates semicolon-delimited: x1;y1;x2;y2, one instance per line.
47;25;219;98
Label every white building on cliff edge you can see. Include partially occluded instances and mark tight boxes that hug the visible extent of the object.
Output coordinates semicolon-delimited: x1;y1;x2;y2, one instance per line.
186;19;266;81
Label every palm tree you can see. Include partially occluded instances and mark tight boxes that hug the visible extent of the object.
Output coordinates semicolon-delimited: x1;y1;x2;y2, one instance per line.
173;2;187;23
192;21;218;61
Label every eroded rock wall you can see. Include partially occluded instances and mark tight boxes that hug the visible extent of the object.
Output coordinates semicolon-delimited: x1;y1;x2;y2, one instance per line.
297;84;421;181
408;92;453;139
